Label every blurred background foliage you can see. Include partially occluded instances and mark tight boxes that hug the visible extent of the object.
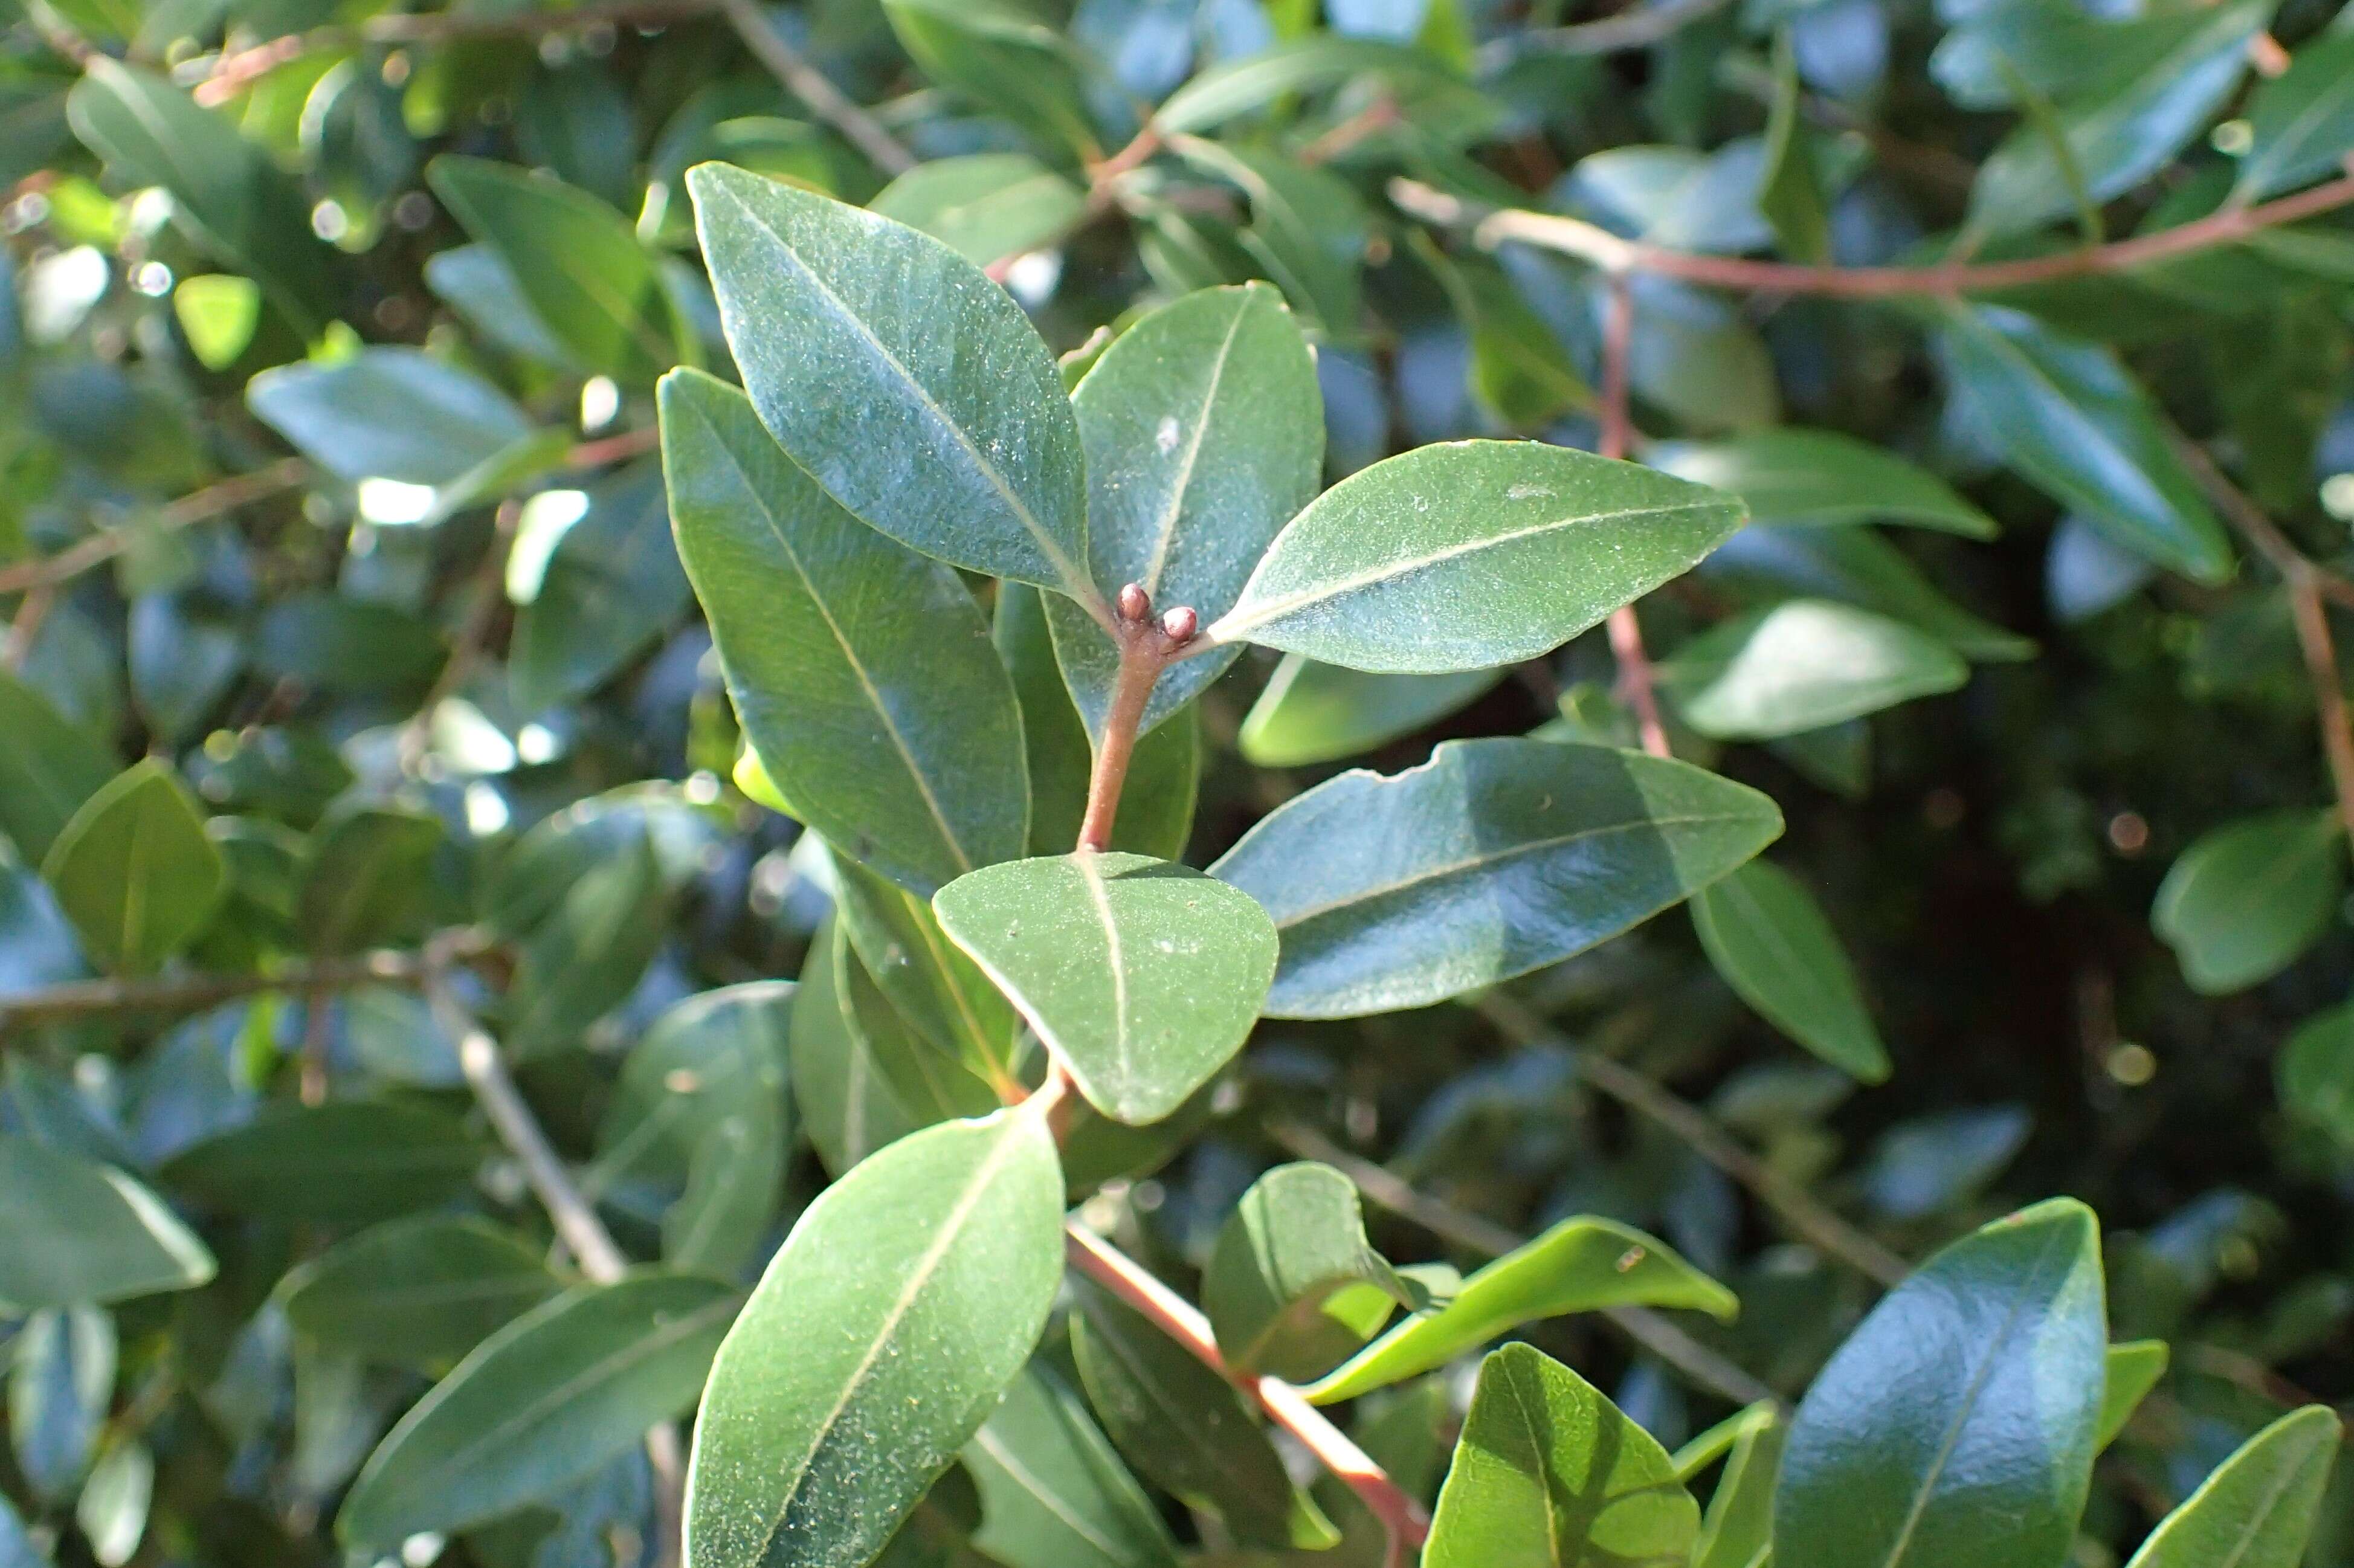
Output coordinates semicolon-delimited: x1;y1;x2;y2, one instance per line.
4;0;2354;1561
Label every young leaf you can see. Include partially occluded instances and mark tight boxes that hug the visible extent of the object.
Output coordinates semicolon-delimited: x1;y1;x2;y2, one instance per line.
1303;1215;1736;1404
1213;738;1782;1018
339;1273;739;1547
964;1365;1183;1568
41;760;225;975
1424;1344;1700;1568
1045;283;1323;740
0;669;115;866
685;1106;1065;1568
1646;428;1997;537
1237;656;1504;768
281;1216;563;1369
428;155;691;384
1692;859;1891;1083
1203;1162;1412;1381
2234;31;2354;202
1663;601;1970;740
1071;1288;1341;1551
0;1136;215;1312
2098;1340;2169;1451
162;1101;482;1222
2122;1405;2342;1568
660;368;1031;897
1774;1199;2107;1568
1935;304;2231;582
685;164;1097;607
932;853;1277;1125
1692;1407;1785;1568
2152;810;2344;995
1208;440;1744;671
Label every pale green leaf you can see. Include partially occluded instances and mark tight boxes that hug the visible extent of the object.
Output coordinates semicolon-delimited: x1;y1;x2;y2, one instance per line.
1647;429;1996;538
2123;1405;2341;1568
2153;809;2344;995
40;760;225;975
0;1136;215;1312
870;154;1086;268
2098;1340;2169;1451
246;347;535;488
1663;601;1970;740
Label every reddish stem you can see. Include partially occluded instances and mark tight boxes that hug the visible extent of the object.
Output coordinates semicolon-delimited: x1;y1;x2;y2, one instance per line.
1077;586;1195;853
1595;274;1672;760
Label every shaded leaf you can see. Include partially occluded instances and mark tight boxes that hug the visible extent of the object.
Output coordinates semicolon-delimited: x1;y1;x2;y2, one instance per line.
871;154;1087;267
163;1101;481;1222
0;1135;214;1312
2153;809;2343;994
1204;1161;1411;1381
1693;859;1888;1082
297;804;441;957
964;1365;1182;1568
1239;656;1504;769
0;668;114;866
2235;31;2354;201
1646;429;1996;537
41;760;225;975
282;1215;564;1369
2098;1340;2169;1451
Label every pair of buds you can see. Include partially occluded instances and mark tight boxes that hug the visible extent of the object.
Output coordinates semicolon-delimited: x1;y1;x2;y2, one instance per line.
1114;582;1198;650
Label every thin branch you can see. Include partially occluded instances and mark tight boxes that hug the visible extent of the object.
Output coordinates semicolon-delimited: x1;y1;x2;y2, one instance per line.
713;0;917;175
1487;0;1734;63
2169;430;2354;610
4;585;54;672
1389;162;2354;299
0;940;478;1034
0;459;309;598
2288;576;2354;845
1268;1120;1782;1409
1593;272;1672;760
1063;1222;1431;1562
1475;992;1912;1289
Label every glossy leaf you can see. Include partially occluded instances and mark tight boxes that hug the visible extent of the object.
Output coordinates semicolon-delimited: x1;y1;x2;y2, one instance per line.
0;1135;215;1312
340;1273;738;1547
964;1365;1182;1568
1774;1199;2107;1568
428;155;690;384
663;368;1030;897
246;347;535;488
870;154;1087;268
2098;1340;2169;1451
1664;600;1970;740
0;669;114;865
933;853;1277;1124
1071;1288;1340;1550
163;1101;482;1222
1204;1161;1411;1381
40;760;225;975
1693;860;1889;1082
2153;810;2344;994
685;1107;1065;1568
2123;1405;2341;1568
1424;1343;1700;1568
1646;429;1996;537
1303;1214;1735;1404
1045;283;1322;740
1935;304;2231;582
1213;738;1782;1018
2234;31;2354;201
281;1216;564;1369
1238;656;1503;768
686;163;1096;605
1210;440;1744;671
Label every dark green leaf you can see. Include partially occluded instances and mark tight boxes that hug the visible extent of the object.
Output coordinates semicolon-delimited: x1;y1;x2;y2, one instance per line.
831;849;1022;1094
0;668;114;865
788;915;927;1176
1156;38;1456;133
2280;1001;2354;1150
163;1101;481;1222
1214;738;1782;1018
1696;524;2033;662
964;1365;1182;1568
0;1136;214;1312
40;760;224;975
880;0;1100;156
1758;34;1831;263
2152;809;2344;994
1238;656;1504;768
509;465;693;714
281;1216;564;1369
2235;31;2354;201
1692;859;1888;1082
1172;141;1369;339
297;804;441;957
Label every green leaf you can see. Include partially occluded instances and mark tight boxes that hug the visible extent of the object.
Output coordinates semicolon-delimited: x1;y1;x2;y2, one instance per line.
1664;601;1970;740
40;760;225;975
1156;37;1456;134
297;804;441;957
1424;1343;1700;1568
660;367;1030;897
2123;1405;2342;1568
788;916;927;1176
1774;1199;2107;1568
685;1106;1065;1568
1693;859;1889;1082
964;1366;1182;1568
870;154;1088;268
596;982;795;1277
1213;738;1782;1018
245;347;536;488
340;1273;738;1548
832;919;1003;1129
172;274;259;371
2280;1002;2354;1150
933;853;1277;1124
0;1136;214;1312
2098;1340;2170;1451
1935;303;2231;582
1759;34;1831;263
1572;142;1774;255
1239;655;1504;768
0;668;115;866
831;850;1022;1095
280;1216;564;1369
1646;429;1997;538
162;1101;482;1222
427;155;691;384
1969;0;2266;239
1071;1287;1340;1551
1696;524;2034;663
65;60;335;334
509;464;694;714
2153;809;2344;994
1045;284;1323;740
2235;31;2354;201
1172;141;1370;340
1303;1214;1735;1404
76;1439;150;1567
880;0;1100;157
685;164;1097;606
1208;440;1744;672
997;583;1199;858
1204;1162;1411;1381
1692;1406;1785;1568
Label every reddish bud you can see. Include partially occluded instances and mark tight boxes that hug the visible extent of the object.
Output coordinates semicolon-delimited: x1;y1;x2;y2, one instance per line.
1116;583;1150;623
1160;605;1199;644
